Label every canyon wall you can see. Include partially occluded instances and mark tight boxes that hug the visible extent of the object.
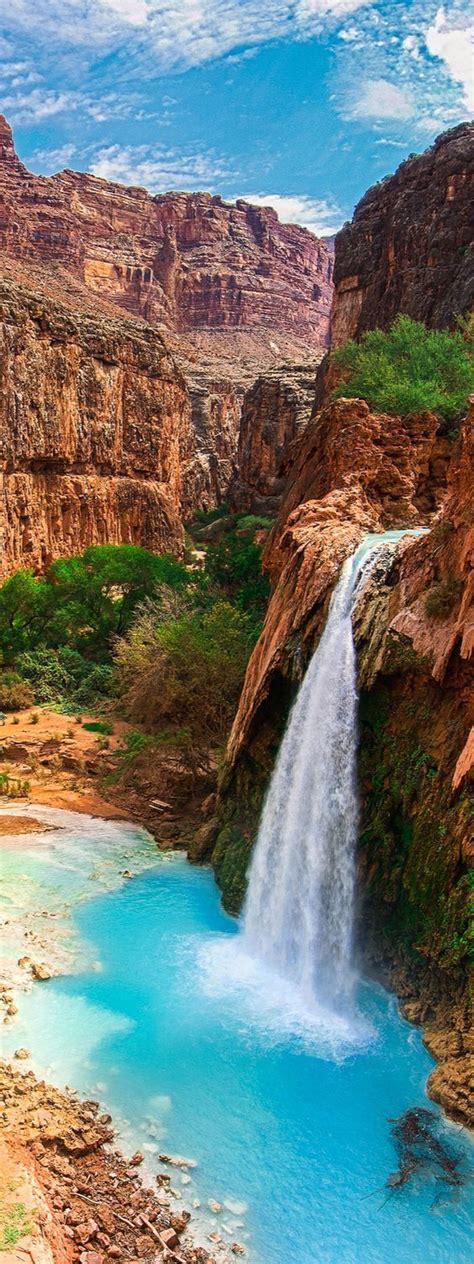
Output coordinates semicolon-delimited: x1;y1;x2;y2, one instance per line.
332;123;474;347
0;112;331;561
0;113;332;346
0;263;192;575
231;365;317;513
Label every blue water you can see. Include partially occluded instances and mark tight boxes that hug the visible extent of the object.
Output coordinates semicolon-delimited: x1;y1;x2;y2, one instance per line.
4;821;472;1264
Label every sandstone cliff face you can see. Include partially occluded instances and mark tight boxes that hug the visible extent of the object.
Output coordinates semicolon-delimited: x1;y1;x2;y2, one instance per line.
231;365;317;513
332;123;474;347
0;263;192;575
0;115;332;349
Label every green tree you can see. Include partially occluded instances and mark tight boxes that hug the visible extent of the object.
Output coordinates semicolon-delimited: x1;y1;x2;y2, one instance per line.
204;528;270;628
331;316;473;422
114;591;255;743
0;571;54;659
0;545;189;663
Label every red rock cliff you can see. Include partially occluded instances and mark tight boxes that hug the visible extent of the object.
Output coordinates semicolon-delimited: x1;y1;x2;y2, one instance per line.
0;113;331;548
0;262;192;575
0;115;332;348
332;123;473;347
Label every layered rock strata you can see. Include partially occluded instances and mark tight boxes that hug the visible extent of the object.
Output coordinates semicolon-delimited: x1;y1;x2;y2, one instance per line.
0;114;332;346
0;111;331;551
0;263;192;575
332;123;474;346
230;365;317;513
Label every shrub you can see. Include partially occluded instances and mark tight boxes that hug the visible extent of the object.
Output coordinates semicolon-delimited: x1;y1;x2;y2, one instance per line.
0;672;34;711
16;648;113;709
425;580;463;620
114;592;255;743
331;316;473;422
204;531;270;628
82;720;113;735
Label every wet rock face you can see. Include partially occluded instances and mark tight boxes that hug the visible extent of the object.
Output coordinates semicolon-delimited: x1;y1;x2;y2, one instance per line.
332;123;474;346
0;114;333;348
0;267;192;574
231;365;317;513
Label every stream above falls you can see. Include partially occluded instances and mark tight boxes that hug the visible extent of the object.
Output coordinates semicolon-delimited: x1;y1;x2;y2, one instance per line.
1;806;472;1264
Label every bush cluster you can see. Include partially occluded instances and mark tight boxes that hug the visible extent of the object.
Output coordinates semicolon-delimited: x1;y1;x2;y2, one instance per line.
332;315;473;423
0;523;269;748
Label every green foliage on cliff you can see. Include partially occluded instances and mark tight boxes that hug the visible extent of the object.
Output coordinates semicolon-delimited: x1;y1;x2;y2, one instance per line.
332;316;473;422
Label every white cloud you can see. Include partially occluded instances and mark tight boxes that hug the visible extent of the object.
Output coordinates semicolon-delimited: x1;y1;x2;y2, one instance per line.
1;88;75;121
5;0;374;69
343;77;414;120
29;142;77;171
89;142;235;189
375;137;409;147
101;0;149;22
425;7;474;113
1;84;141;125
232;192;345;236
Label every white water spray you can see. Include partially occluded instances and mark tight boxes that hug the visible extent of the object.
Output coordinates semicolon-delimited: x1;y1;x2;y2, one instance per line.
242;539;390;1013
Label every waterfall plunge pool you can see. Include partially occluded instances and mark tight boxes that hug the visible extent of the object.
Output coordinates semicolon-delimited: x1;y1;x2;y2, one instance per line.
1;807;472;1264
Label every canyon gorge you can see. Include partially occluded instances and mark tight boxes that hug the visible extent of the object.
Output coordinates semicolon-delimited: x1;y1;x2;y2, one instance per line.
0;112;332;573
0;110;473;1264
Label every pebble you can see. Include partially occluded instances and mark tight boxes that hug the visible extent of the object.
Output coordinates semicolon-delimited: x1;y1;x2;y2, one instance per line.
14;1047;31;1059
208;1200;222;1214
31;962;52;980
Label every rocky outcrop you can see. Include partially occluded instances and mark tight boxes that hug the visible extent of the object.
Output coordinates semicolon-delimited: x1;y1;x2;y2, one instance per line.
0;1061;214;1263
0;263;192;574
231;365;317;513
332;123;474;347
0;114;332;348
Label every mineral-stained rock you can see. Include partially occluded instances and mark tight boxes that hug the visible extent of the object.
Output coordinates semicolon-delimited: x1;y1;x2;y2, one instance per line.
0;263;193;574
427;1056;474;1127
332;122;474;346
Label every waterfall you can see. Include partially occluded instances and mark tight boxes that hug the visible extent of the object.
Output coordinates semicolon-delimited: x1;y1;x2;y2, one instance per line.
242;543;378;1013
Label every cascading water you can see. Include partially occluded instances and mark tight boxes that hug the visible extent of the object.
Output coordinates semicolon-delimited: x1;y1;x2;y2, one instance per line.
243;535;405;1014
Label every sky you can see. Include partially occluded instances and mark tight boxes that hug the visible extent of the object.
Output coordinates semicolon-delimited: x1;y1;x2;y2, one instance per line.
1;1;472;236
